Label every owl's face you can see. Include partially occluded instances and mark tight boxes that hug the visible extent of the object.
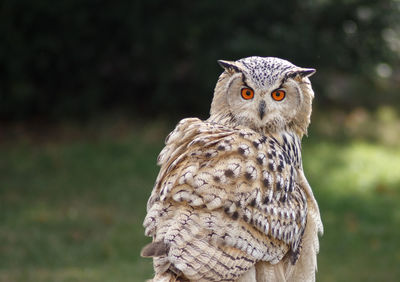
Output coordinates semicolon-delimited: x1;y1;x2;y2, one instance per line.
210;56;316;137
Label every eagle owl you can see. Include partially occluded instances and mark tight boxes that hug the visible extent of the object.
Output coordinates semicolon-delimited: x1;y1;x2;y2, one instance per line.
142;56;323;282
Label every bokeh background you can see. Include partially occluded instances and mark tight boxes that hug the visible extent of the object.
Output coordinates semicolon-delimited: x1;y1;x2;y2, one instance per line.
1;0;400;281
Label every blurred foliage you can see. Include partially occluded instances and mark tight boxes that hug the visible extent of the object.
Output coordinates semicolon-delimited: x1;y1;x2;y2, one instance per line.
1;0;399;120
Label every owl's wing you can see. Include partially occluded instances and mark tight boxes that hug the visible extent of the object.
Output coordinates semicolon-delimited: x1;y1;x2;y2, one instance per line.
143;118;308;281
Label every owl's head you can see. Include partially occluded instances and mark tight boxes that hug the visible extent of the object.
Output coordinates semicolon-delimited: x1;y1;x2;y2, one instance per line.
209;56;316;137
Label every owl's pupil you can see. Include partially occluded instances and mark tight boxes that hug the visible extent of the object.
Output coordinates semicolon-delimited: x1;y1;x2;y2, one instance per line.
276;92;280;96
246;91;251;96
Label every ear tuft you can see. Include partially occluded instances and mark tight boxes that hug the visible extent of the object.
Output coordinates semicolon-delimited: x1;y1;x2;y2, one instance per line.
296;68;316;78
217;60;241;73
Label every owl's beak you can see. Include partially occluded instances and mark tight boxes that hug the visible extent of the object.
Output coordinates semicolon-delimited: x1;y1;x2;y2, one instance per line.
258;100;266;120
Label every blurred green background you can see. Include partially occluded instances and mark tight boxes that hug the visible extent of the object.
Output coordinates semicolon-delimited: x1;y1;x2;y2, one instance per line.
1;0;400;281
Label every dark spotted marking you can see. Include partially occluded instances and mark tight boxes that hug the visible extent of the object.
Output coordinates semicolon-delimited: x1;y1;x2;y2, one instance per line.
213;176;221;182
259;135;268;143
256;157;263;165
243;214;249;222
238;147;246;155
252;141;260;148
276;180;282;191
289;248;301;265
282;134;288;144
250;198;256;207
283;152;290;164
217;145;225;151
224;169;234;177
283;211;288;219
269;162;275;171
232;211;239;220
205;152;212;158
263;196;270;204
245;172;253;180
263;178;270;187
278;161;284;172
288;177;294;192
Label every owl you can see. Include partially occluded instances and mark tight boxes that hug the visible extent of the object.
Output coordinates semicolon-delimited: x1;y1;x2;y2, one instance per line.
142;56;323;282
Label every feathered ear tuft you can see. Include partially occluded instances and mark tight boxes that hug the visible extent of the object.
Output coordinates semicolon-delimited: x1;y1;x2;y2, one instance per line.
286;67;316;81
217;60;241;74
295;68;316;78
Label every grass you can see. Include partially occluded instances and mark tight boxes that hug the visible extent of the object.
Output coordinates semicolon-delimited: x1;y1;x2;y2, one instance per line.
0;118;399;281
303;133;400;282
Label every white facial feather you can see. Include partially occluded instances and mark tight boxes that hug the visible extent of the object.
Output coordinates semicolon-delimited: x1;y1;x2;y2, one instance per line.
211;56;315;136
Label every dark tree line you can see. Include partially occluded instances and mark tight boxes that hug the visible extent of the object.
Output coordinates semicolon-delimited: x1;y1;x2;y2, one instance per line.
1;0;398;120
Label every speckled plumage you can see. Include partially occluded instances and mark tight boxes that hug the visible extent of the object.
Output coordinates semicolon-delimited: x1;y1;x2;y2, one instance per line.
142;56;323;282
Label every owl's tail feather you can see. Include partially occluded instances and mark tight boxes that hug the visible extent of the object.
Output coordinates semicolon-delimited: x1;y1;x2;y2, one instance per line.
167;238;255;281
141;241;170;258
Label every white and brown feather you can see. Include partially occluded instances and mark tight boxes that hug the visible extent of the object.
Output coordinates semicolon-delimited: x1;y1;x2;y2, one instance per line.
144;118;315;281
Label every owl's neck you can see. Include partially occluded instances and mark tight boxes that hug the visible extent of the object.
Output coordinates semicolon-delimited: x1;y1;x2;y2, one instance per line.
208;112;305;141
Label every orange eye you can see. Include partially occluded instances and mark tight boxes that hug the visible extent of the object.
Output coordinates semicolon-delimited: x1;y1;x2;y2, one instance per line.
241;88;254;100
271;90;286;101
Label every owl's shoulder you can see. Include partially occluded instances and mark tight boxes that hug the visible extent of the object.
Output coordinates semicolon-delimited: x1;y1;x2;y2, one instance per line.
145;118;308;264
157;118;260;166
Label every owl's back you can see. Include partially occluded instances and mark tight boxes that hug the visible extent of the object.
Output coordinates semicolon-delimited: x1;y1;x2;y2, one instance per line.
143;118;320;281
